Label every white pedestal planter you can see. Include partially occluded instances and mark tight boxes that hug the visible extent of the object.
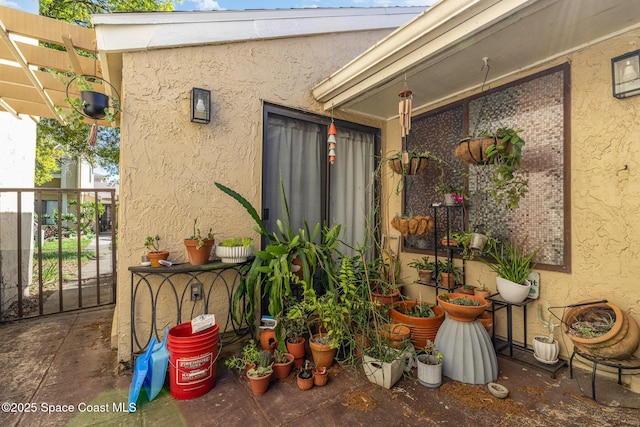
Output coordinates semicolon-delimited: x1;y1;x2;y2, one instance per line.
215;245;253;263
532;336;559;364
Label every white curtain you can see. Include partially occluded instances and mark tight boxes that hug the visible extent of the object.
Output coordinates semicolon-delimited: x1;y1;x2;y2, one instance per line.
265;115;322;239
329;128;374;257
265;114;375;254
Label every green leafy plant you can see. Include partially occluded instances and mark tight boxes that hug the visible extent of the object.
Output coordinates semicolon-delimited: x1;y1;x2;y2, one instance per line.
144;235;161;253
218;237;253;248
224;339;261;374
408;256;435;272
420;339;443;365
480;127;528;210
187;218;215;249
247;350;273;378
480;237;542;285
439;293;481;306
399;301;436;318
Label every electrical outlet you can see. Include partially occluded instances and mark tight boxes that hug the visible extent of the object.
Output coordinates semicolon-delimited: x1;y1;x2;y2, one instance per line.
190;282;203;301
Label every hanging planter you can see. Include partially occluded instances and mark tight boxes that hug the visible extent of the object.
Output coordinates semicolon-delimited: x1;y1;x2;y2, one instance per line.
65;74;122;122
388;151;430;175
390;214;434;236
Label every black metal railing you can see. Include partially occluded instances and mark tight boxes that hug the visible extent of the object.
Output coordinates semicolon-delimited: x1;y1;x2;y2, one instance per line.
0;188;116;321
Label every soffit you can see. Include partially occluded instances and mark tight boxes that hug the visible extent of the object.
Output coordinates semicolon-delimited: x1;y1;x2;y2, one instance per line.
312;0;640;120
0;6;103;123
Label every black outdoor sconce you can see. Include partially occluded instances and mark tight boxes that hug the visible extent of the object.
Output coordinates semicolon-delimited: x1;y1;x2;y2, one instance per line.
612;49;640;99
191;87;211;123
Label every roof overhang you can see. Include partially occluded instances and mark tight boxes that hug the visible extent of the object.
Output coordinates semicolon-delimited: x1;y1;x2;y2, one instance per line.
92;7;427;97
312;0;640;120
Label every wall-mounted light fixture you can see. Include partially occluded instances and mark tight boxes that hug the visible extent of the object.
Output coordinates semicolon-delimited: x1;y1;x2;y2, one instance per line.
191;88;211;123
612;49;640;99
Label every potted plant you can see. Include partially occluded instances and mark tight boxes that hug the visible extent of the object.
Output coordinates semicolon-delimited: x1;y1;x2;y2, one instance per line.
281;296;308;367
437;293;489;322
390;298;445;350
408;256;435;283
184;218;215;266
457;284;476;295
297;360;314;390
61;74;122;122
313;366;328;387
435;182;464;206
271;348;295;380
387;149;431;176
215;237;254;263
455;127;528;210
246;350;273;395
224;339;261;374
144;235;169;267
533;302;560;364
474;280;491;299
437;260;463;290
416;339;443;388
480;237;542;304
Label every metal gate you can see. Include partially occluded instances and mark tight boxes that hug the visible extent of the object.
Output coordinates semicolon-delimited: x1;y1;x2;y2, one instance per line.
0;188;116;321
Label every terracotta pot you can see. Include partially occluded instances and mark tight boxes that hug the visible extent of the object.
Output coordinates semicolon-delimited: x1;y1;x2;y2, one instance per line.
474;289;491;299
371;288;401;307
562;300;640;359
379;323;411;349
354;332;370;357
272;353;294;380
440;238;458;247
388;156;429;175
313;367;328;387
418;269;433;283
440;272;455;289
296;371;314;390
309;334;337;368
437;293;489;322
184;238;215;266
259;329;278;353
246;370;272;395
457;286;475;295
286;337;306;367
478;311;493;336
147;251;169;267
390;301;445;350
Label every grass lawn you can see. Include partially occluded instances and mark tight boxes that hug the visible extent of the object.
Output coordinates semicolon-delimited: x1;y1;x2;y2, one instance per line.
32;235;96;288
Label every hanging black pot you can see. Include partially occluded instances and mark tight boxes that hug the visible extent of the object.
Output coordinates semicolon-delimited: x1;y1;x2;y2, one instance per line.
80;91;109;119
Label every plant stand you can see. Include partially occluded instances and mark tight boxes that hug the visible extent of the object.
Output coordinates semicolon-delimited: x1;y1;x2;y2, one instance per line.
487;294;566;378
435;317;498;384
569;349;640;401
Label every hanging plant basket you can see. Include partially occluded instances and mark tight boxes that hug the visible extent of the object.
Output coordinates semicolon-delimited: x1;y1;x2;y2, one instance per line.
66;74;121;121
455;136;512;165
389;156;429;175
390;215;434;236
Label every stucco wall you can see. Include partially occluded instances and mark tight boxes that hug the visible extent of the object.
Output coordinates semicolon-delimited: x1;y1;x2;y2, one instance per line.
116;30;388;361
396;30;640;385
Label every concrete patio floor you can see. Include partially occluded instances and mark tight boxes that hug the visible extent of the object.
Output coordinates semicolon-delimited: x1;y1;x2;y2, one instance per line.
1;307;639;427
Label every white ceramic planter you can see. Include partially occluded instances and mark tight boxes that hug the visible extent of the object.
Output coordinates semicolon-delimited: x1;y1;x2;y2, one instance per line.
362;355;404;389
215;245;253;263
416;354;442;388
496;276;531;304
532;336;559;364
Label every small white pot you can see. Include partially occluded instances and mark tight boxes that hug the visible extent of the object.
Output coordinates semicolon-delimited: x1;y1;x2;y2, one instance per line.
215;245;254;263
496;276;531;304
532;336;559;364
416;354;442;388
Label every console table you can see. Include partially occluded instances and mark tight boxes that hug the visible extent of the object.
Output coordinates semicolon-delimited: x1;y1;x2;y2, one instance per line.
129;260;250;363
487;294;566;378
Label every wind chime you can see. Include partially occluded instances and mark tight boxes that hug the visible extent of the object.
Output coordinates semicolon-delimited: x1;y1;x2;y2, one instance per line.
398;79;413;164
328;117;337;164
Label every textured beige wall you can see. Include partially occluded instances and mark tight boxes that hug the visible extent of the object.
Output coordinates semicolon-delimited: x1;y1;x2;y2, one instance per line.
398;30;640;384
116;30;388;361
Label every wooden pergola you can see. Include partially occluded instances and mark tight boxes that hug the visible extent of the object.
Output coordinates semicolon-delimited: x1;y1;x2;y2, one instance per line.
0;6;109;124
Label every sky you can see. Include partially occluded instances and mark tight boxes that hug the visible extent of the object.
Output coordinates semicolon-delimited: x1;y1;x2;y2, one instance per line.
3;0;433;15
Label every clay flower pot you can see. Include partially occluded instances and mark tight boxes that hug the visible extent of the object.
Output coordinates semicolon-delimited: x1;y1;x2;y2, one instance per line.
390;301;445;350
297;371;314;390
437;293;489;322
246;370;272;396
379;323;411;349
184;238;215;265
309;334;337;368
272;353;294;380
313;367;328;387
147;251;170;267
286;337;306;367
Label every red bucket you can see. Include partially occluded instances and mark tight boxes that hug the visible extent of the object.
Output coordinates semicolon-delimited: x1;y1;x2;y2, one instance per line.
167;322;220;400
